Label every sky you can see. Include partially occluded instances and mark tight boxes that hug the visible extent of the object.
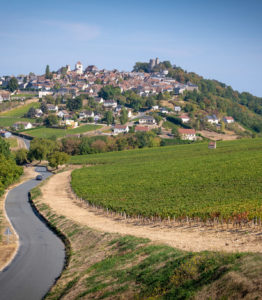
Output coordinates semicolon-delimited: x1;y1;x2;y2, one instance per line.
0;0;262;96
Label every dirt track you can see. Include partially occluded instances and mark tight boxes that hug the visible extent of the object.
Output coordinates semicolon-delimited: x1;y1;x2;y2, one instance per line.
39;168;262;253
198;130;238;141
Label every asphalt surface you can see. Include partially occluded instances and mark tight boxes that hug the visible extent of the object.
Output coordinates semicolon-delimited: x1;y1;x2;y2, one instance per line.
0;167;65;300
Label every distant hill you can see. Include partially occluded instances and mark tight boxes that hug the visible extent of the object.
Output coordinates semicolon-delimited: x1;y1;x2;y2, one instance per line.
133;61;262;133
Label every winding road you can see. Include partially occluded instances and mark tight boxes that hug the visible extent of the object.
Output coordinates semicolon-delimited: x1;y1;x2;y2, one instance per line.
0;167;65;300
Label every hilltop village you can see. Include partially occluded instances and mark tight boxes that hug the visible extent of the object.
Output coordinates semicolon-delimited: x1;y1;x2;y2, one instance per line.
0;58;243;144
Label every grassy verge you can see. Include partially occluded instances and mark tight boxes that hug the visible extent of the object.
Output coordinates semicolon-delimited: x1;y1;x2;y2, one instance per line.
0;117;35;127
22;124;102;139
29;180;262;299
7;137;18;148
0;102;40;117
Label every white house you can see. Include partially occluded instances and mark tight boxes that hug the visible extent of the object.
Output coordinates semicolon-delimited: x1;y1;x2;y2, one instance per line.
94;114;101;122
38;91;52;99
79;111;87;119
139;116;156;125
95;97;104;104
174;106;181;113
152;105;159;111
65;120;78;128
174;87;186;95
86;111;95;118
35;109;43;118
180;115;190;123
47;104;58;112
57;110;69;118
127;109;132;118
206;115;219;124
160;107;169;114
178;128;196;141
103;100;117;108
113;124;129;134
13;122;33;130
223;116;235;124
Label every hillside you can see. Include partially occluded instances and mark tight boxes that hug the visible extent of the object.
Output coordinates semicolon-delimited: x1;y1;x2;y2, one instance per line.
134;61;262;134
70;138;262;222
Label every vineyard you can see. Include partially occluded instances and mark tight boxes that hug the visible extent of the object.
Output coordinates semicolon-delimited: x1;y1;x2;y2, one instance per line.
70;138;262;224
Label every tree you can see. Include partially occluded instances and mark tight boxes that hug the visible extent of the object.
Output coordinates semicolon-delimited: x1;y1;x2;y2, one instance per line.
91;140;107;153
104;111;114;125
133;62;150;73
48;151;69;169
7;78;18;92
0;137;11;157
15;149;28;165
67;97;82;111
98;85;121;100
220;121;225;132
44;114;58;127
120;108;128;124
45;65;52;79
28;138;59;162
54;82;61;90
27;144;47;162
25;107;36;118
41;102;48;114
61;137;81;155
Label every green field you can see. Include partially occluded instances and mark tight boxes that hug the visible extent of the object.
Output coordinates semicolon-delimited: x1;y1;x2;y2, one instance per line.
0;117;35;127
0;102;40;117
71;138;262;221
22;124;102;139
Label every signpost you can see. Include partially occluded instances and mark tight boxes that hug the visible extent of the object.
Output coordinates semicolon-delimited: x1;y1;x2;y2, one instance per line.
4;227;12;244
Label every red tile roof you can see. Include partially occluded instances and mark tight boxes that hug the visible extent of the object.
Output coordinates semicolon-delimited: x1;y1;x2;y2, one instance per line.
135;126;149;132
178;128;196;135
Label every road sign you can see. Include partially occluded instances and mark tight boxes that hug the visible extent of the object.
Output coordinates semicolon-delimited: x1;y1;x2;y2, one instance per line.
4;227;12;236
4;227;12;244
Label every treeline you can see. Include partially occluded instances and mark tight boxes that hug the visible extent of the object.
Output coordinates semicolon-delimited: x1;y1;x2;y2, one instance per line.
61;131;161;155
14;139;69;169
0;138;23;196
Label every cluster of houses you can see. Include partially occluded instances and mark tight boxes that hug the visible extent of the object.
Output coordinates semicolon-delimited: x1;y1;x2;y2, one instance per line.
0;61;198;101
0;61;236;142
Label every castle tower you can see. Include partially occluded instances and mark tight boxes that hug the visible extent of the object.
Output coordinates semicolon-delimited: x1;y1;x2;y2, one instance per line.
66;65;71;72
149;58;156;70
155;57;159;65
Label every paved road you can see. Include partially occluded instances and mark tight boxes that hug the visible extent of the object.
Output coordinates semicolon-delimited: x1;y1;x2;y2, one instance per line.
0;167;65;300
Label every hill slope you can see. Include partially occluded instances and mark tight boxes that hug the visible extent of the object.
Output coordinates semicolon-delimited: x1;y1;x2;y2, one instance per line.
70;138;262;221
134;61;262;134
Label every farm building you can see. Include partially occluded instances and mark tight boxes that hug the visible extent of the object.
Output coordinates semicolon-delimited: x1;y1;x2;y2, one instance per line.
208;141;217;149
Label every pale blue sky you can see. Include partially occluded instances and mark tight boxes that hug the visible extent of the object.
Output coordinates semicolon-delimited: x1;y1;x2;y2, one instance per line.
1;0;262;96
